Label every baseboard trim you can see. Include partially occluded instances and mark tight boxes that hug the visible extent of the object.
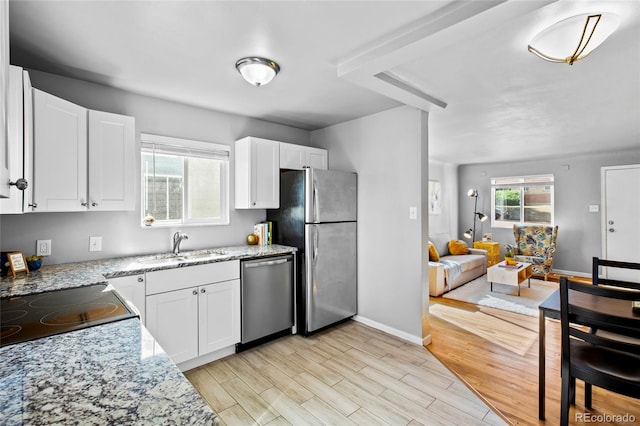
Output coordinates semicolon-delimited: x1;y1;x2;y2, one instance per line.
552;268;590;278
353;315;423;345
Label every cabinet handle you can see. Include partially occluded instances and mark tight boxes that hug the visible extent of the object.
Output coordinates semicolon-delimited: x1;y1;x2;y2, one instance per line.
9;178;28;191
28;202;37;209
192;290;198;295
81;202;88;206
91;202;98;207
252;201;257;206
137;277;144;283
201;288;206;294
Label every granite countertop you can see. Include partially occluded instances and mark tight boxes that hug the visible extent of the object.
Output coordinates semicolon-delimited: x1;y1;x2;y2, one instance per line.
1;244;297;298
0;243;296;425
0;318;217;425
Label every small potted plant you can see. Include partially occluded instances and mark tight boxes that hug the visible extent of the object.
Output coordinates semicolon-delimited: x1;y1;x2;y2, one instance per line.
26;255;43;271
504;245;516;265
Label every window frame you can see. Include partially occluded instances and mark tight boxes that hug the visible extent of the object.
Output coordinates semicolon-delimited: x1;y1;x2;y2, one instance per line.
490;174;555;228
140;133;230;228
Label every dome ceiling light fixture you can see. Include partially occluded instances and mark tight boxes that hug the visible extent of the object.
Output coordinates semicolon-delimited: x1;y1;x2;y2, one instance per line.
235;57;280;86
528;13;621;65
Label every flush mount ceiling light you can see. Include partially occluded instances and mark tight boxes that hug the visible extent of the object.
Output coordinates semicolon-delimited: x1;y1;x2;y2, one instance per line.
528;13;620;65
235;57;280;86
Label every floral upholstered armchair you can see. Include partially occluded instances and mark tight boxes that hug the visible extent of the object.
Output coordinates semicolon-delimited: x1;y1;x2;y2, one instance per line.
507;225;559;280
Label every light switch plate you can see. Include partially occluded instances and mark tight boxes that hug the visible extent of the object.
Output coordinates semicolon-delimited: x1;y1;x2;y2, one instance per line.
409;206;417;220
89;236;102;252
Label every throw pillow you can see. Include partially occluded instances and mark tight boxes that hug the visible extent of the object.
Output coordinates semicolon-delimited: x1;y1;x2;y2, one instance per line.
428;242;440;261
448;239;469;255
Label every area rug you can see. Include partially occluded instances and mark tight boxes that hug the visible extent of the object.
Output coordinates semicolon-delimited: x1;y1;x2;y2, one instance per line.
442;274;558;317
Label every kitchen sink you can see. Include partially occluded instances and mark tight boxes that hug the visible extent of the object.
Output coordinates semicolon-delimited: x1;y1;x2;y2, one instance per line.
137;250;228;266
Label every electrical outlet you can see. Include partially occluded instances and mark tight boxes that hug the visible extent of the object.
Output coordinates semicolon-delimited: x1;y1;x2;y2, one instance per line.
89;236;102;252
36;240;52;256
589;204;599;213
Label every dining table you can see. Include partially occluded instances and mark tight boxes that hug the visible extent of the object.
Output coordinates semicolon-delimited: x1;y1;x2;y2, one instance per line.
538;287;640;420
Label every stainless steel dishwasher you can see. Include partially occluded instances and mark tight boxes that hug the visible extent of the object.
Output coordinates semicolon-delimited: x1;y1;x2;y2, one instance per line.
238;254;294;350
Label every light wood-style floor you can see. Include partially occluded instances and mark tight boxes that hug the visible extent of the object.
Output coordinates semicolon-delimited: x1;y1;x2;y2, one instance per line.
186;321;506;425
428;296;640;425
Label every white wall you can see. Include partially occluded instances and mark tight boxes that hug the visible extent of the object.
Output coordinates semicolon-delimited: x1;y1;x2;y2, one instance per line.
311;106;426;341
0;69;311;264
458;149;640;275
428;160;458;238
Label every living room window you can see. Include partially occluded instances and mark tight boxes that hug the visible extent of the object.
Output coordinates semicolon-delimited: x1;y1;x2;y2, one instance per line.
141;133;229;227
491;174;554;228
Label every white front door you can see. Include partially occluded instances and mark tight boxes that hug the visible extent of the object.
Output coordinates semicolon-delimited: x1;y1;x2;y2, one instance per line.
601;164;640;281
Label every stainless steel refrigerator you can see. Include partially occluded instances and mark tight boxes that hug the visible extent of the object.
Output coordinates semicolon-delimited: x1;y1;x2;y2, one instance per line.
267;168;357;335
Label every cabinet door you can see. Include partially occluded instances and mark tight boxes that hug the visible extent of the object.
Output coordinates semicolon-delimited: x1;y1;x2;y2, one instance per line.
198;279;240;356
108;274;146;324
235;137;279;208
33;89;88;212
146;287;199;364
88;110;135;211
279;142;305;170
0;66;26;212
306;147;328;170
0;0;8;199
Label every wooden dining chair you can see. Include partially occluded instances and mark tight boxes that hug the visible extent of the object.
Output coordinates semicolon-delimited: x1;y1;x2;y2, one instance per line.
559;277;640;426
592;257;640;289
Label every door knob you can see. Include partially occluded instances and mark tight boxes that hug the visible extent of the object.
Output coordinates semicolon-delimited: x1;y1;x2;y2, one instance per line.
608;220;614;225
137;277;144;283
192;290;198;295
609;228;615;233
201;288;206;294
91;202;98;207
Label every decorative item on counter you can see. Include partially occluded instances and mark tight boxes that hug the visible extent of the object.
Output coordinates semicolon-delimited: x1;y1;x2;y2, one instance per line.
253;221;273;246
143;215;156;226
247;234;259;245
482;233;492;242
26;255;43;271
8;252;29;277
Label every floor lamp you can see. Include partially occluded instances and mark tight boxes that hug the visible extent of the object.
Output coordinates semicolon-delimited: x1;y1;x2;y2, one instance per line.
463;189;488;242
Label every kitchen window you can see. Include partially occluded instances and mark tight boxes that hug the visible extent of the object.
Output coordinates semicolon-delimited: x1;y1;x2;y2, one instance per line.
141;133;229;227
491;174;554;228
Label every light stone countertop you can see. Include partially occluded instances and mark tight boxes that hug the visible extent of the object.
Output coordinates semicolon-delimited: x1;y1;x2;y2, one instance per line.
1;244;297;298
0;243;296;425
0;318;217;425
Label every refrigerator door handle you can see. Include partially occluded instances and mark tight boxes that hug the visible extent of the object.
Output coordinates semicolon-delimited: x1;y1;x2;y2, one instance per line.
312;180;319;223
313;227;319;266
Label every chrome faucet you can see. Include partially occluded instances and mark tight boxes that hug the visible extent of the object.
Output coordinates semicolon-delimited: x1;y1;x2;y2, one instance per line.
172;231;189;255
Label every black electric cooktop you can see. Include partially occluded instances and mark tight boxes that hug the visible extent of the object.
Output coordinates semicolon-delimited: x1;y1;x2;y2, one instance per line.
0;283;138;347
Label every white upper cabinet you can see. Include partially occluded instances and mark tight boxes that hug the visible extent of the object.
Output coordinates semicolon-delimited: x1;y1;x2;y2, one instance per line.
0;66;33;213
32;89;135;212
0;1;9;199
33;89;88;212
88;110;135;211
280;142;328;170
235;136;280;209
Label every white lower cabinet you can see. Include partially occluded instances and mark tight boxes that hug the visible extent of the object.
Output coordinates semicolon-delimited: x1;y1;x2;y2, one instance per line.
147;287;200;364
108;274;146;324
198;280;241;356
145;261;240;365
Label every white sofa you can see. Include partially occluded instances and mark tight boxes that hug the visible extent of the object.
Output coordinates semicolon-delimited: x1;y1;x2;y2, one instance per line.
428;233;488;297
